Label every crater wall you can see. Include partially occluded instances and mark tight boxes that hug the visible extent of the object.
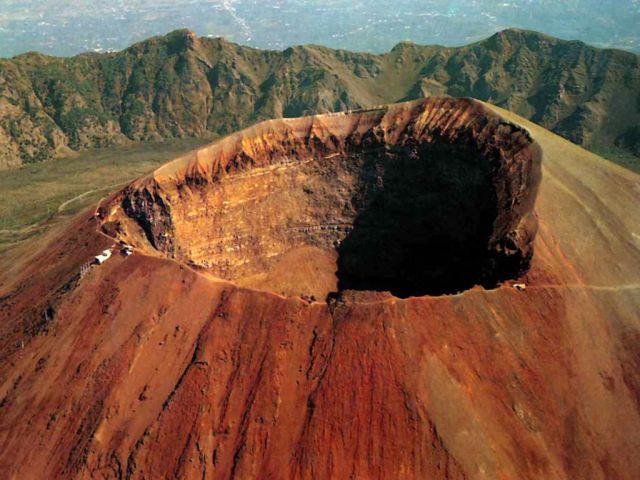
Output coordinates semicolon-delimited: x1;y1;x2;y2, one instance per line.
101;97;542;298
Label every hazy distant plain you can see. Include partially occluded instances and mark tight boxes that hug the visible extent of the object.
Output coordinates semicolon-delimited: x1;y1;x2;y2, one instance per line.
1;0;639;57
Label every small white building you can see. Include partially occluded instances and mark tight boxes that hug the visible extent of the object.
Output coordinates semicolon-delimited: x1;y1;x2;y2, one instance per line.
95;249;113;265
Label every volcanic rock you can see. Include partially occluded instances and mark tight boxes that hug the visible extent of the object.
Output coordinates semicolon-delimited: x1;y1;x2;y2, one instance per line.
0;97;639;479
102;97;541;299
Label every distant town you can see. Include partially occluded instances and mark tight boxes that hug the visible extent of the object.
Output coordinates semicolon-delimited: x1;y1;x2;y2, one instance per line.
1;0;639;58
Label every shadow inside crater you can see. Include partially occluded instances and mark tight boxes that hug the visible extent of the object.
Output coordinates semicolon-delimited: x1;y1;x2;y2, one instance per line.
334;141;522;298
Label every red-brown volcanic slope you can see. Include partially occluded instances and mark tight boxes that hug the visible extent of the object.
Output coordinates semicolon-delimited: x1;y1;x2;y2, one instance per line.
1;98;639;479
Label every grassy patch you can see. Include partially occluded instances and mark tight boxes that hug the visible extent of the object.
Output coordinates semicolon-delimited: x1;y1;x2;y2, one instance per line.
589;145;640;174
0;138;209;249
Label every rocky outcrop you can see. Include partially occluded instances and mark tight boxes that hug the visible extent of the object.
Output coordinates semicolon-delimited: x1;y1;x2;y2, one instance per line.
102;98;541;298
0;28;638;170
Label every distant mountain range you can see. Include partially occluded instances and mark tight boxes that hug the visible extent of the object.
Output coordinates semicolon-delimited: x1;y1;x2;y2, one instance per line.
0;28;639;169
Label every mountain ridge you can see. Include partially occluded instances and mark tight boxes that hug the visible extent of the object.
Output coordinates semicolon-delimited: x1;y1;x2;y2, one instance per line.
0;28;638;169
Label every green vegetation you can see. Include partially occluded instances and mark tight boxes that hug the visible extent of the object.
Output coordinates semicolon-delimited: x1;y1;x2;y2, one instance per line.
1;29;639;172
0;138;208;251
589;146;640;174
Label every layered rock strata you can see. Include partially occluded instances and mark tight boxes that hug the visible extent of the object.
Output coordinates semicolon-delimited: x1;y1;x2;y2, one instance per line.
103;97;542;297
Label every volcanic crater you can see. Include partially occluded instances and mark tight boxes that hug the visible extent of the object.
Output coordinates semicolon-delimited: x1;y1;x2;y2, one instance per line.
101;98;542;299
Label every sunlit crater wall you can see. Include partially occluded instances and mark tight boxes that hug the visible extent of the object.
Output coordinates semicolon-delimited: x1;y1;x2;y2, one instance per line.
103;98;542;298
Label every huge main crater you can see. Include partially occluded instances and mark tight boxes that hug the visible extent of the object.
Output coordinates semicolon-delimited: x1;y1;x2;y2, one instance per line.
101;98;542;299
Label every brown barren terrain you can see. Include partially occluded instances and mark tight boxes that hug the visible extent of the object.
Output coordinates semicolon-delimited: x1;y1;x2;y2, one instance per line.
0;97;639;479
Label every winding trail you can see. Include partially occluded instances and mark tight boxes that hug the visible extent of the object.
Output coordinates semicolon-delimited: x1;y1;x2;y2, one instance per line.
56;181;127;214
0;181;128;245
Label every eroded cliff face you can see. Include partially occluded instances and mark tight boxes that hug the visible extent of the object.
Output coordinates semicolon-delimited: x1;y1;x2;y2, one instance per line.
102;98;541;298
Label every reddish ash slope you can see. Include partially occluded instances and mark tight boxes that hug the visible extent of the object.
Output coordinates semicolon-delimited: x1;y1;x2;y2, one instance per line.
0;98;639;479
